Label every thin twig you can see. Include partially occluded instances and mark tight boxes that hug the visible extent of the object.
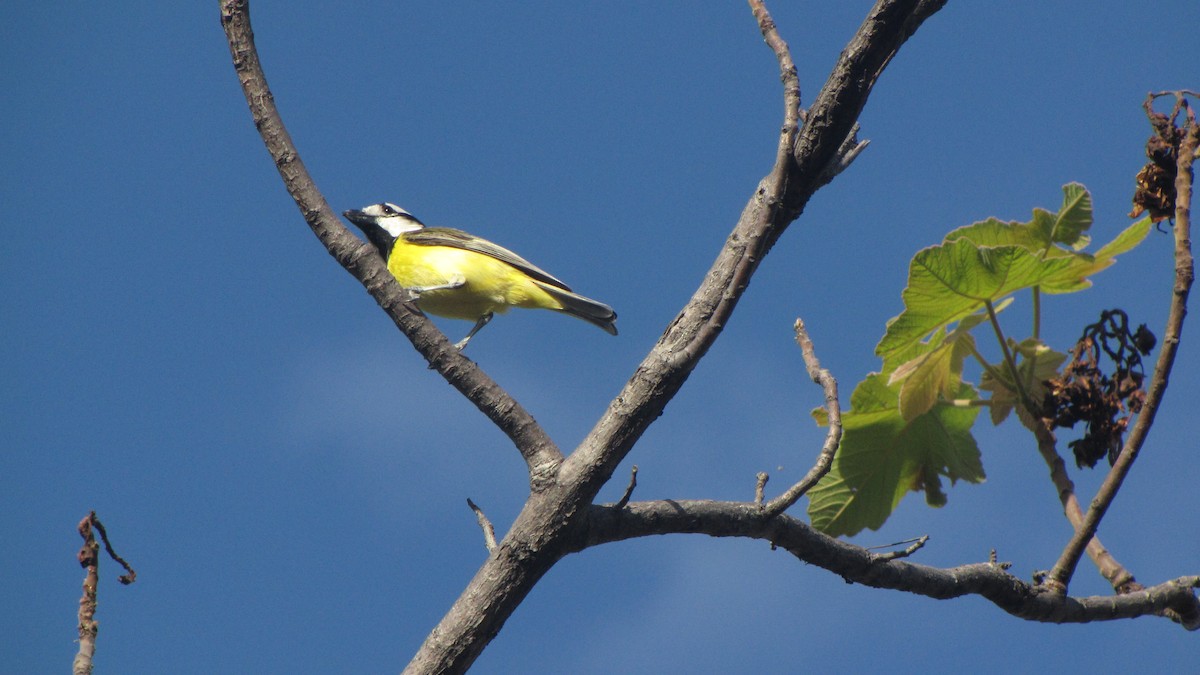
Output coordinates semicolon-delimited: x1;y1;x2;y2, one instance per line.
868;535;929;562
615;466;639;509
1028;420;1139;593
1046;94;1197;592
762;319;842;516
749;0;802;139
466;499;498;553
89;516;137;585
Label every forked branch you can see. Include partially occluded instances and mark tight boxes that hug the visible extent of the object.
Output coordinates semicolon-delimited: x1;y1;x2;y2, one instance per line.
1046;93;1198;592
218;0;563;482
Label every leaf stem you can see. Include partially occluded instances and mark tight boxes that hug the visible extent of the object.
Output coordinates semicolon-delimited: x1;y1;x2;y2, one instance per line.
1024;287;1043;392
985;299;1033;409
949;398;991;408
1031;287;1041;340
966;337;1010;387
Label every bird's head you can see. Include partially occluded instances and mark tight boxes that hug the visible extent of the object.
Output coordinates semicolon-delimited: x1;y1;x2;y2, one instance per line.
343;202;425;256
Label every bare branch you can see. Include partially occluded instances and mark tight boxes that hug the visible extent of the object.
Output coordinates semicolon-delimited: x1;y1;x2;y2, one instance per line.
585;500;1200;629
564;0;946;505
74;512;136;675
1027;419;1140;593
761;319;842;516
749;0;802;153
467;499;498;553
218;0;563;481
1047;94;1198;592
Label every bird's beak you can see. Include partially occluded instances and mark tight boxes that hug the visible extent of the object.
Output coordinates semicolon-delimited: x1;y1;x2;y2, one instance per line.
343;209;370;227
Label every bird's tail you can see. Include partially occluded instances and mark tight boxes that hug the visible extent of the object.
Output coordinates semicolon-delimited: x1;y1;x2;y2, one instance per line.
535;281;618;336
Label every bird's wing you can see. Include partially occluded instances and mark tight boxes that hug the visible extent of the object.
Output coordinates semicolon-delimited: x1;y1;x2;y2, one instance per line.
403;227;572;291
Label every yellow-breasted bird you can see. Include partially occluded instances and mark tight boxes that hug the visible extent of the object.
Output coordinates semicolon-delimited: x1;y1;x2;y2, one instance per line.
344;202;617;350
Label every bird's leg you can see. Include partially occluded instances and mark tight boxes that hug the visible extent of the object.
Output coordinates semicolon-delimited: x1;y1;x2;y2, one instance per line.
408;273;466;295
454;313;493;351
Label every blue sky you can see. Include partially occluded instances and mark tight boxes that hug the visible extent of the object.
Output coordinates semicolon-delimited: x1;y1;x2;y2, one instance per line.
4;2;1198;672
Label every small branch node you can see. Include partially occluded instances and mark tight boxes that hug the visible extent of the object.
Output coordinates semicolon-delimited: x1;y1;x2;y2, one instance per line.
755;472;770;505
466;499;498;553
985;549;1012;570
816;125;871;185
615;466;639;510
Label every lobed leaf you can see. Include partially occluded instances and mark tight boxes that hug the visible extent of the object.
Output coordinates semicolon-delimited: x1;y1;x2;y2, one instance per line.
808;374;984;537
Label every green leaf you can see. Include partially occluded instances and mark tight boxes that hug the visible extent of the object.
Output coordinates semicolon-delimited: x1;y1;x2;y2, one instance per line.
807;374;984;537
1096;216;1152;259
877;187;1151;359
1039;216;1152;294
887;329;973;422
886;301;1008;421
1046;182;1093;249
875;240;1076;359
946;183;1092;253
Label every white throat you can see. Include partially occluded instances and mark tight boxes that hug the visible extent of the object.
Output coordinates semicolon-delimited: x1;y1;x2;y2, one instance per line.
379;216;423;237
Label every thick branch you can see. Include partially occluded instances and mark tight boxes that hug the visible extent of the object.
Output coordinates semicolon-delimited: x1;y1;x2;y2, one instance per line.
218;0;562;480
563;0;947;504
584;500;1200;629
404;3;949;672
1047;97;1197;591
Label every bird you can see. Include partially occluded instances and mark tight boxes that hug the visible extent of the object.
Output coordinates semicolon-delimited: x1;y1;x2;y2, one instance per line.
343;202;617;350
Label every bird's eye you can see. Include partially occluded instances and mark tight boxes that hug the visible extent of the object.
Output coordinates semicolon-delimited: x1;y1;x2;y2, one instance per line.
381;204;396;215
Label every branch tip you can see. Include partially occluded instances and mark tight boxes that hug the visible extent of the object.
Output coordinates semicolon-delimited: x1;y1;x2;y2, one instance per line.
74;512;135;675
466;499;498;553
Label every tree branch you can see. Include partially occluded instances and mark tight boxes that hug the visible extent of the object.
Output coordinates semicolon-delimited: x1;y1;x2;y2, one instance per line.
218;0;563;482
563;0;946;504
73;512;136;675
761;318;842;516
1027;419;1140;593
1046;94;1197;592
583;500;1200;629
404;3;949;672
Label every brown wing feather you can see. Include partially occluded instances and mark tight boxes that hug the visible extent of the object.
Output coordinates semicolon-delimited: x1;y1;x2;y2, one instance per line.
402;227;572;291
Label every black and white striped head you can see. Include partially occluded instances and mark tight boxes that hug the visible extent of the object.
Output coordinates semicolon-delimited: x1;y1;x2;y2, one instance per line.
343;202;425;256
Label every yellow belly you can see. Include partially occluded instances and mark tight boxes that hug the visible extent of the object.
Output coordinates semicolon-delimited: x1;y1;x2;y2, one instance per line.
387;243;561;320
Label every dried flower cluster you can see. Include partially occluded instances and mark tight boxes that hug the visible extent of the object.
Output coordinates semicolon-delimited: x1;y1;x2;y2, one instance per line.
1044;309;1155;468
